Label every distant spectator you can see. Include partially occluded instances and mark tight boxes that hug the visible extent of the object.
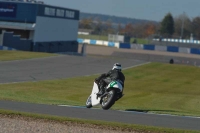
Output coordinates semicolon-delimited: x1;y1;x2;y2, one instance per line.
169;58;174;64
159;36;162;42
132;38;137;44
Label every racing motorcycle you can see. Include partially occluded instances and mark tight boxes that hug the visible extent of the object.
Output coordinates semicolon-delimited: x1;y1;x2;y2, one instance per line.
86;80;124;110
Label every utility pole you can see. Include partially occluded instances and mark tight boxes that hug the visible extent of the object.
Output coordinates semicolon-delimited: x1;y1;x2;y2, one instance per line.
116;31;119;42
180;12;185;39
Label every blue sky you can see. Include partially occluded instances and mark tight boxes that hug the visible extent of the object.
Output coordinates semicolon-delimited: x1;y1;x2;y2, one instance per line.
42;0;200;22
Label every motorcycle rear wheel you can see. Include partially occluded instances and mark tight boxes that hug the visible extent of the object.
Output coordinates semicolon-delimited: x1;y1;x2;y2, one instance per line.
101;90;116;110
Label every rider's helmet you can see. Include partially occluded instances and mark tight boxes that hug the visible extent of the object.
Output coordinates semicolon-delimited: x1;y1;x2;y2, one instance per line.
112;63;122;71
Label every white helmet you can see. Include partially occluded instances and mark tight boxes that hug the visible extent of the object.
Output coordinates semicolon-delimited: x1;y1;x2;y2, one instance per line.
112;63;122;71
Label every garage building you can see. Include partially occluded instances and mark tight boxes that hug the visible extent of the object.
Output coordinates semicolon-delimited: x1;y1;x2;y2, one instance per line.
0;0;80;53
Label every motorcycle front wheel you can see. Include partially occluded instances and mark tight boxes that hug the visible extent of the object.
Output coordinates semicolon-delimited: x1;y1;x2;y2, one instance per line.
101;90;116;110
86;96;92;108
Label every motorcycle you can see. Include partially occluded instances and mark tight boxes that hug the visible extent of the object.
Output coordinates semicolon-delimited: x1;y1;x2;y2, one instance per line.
86;80;124;110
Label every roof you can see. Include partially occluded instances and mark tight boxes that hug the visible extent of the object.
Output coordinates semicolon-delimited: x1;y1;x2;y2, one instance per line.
0;21;35;30
0;0;44;5
1;0;79;12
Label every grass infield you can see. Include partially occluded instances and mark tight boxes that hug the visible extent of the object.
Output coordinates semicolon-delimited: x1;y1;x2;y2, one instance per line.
0;51;57;61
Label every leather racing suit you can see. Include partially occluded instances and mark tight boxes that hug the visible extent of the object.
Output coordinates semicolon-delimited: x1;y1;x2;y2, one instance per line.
95;69;125;95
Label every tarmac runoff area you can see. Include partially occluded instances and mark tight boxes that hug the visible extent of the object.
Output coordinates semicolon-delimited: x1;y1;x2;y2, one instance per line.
0;54;148;84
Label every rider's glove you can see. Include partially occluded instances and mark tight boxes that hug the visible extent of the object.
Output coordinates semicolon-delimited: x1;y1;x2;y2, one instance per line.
94;78;99;84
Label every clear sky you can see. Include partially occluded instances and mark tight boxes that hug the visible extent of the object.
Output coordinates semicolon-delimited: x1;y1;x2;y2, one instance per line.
42;0;200;22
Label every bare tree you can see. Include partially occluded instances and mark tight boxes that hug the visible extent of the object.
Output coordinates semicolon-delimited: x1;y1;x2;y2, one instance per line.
93;18;103;35
104;19;114;34
192;17;200;40
173;13;193;39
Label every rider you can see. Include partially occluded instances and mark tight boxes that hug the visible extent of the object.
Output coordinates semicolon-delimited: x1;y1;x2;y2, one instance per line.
95;63;125;96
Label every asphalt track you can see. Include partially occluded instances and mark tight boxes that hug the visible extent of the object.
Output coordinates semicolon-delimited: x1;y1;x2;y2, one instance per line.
0;55;146;84
0;54;200;131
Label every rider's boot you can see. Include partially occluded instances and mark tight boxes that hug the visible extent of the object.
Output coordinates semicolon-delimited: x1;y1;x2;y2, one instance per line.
97;85;105;96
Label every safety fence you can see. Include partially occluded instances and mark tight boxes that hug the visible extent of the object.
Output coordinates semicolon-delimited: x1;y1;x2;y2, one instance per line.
77;38;119;48
78;38;200;55
153;38;200;44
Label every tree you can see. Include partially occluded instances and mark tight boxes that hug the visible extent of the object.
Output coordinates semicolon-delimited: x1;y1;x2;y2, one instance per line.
160;13;175;37
93;18;103;34
117;23;123;34
144;23;157;37
121;23;134;36
173;13;192;39
132;24;145;38
192;17;200;40
105;19;114;34
79;18;93;29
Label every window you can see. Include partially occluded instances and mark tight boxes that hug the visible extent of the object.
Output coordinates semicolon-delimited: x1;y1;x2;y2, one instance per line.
65;10;75;18
56;9;64;17
44;7;55;16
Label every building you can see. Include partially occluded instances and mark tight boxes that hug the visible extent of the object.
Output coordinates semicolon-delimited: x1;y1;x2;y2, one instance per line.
78;29;93;35
0;0;80;53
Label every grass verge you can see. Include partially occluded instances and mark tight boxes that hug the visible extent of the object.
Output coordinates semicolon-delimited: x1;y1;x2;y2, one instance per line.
0;50;57;61
0;109;199;133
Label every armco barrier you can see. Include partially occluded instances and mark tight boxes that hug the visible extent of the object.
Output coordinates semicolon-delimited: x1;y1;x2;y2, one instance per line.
179;47;190;54
143;44;155;50
155;45;167;51
119;43;131;49
131;44;200;55
78;38;118;48
90;40;96;45
131;44;143;50
108;42;115;47
167;46;179;52
77;38;200;55
190;48;200;55
78;39;84;43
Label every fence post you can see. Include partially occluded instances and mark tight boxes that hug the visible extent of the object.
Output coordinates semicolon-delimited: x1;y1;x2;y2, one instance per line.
81;43;87;56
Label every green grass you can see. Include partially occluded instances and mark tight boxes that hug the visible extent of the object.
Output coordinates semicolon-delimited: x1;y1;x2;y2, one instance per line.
130;38;149;44
0;109;199;133
0;62;200;117
78;34;149;44
0;51;57;61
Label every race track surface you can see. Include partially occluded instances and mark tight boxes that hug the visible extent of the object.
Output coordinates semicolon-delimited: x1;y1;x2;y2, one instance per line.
0;55;146;84
0;100;199;130
0;54;200;131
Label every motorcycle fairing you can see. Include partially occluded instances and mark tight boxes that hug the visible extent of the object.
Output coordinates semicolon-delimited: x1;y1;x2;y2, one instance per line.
91;82;101;106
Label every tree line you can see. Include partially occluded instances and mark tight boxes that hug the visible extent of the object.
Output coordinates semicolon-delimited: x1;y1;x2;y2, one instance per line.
80;12;156;25
79;13;200;40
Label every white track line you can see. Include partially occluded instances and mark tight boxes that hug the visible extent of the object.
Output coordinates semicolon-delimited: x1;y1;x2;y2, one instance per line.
123;62;151;70
84;62;151;77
